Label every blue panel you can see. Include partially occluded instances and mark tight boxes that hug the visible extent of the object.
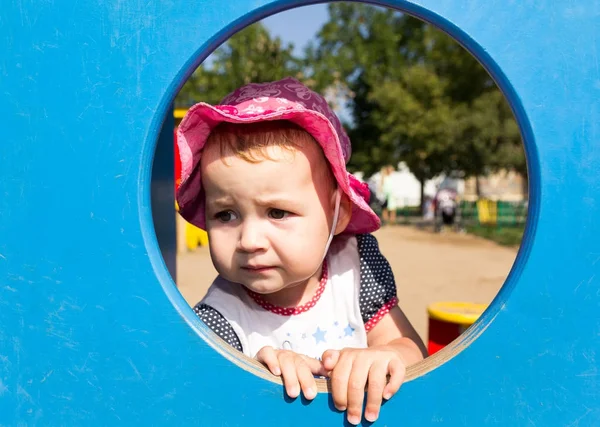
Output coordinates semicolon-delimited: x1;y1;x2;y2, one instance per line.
0;0;598;425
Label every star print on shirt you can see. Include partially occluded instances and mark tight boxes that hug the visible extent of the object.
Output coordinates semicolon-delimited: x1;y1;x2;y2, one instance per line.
313;327;327;344
344;324;355;337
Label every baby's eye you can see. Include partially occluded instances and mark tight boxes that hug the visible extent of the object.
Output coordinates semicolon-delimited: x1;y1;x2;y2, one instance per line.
268;209;289;220
215;210;238;222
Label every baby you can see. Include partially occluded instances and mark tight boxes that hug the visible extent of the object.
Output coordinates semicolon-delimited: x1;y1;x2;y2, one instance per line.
176;77;427;425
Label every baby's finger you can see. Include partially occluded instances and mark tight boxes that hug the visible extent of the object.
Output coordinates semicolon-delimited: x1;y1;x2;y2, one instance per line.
295;358;318;400
321;349;340;372
329;354;353;411
383;358;407;400
301;355;328;377
345;359;370;425
364;360;388;423
255;346;281;376
279;353;301;399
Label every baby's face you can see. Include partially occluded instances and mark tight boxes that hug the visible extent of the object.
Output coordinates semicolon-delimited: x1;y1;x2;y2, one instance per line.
201;139;336;295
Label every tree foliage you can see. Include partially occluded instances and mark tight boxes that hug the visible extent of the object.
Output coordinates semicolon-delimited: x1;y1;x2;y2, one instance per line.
306;3;526;200
176;22;301;107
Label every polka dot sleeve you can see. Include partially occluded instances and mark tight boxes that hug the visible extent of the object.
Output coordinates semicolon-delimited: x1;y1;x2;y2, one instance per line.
356;233;399;332
193;303;243;352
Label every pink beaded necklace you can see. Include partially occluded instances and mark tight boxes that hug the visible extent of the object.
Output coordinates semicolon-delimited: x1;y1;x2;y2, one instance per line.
244;261;328;316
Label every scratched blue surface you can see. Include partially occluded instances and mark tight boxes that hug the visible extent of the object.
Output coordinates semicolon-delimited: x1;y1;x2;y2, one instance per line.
1;0;599;425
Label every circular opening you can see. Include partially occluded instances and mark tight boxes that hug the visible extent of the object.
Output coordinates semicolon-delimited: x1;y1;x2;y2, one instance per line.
148;0;537;388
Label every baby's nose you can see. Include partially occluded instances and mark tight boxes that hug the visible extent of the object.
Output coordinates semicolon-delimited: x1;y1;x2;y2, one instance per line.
237;221;268;252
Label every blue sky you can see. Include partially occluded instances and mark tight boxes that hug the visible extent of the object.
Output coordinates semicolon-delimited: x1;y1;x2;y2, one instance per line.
261;4;330;55
204;4;330;63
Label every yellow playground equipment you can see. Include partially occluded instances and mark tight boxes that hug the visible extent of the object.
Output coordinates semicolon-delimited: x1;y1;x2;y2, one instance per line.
176;202;208;253
476;199;498;225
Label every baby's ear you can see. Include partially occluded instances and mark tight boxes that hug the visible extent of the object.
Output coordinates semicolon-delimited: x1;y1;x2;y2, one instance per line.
334;192;352;235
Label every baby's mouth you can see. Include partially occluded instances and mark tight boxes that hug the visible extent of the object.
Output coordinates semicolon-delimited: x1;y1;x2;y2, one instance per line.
241;265;275;273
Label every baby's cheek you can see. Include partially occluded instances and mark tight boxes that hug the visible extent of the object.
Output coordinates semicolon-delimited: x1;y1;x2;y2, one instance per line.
292;241;325;273
208;235;232;269
276;220;328;268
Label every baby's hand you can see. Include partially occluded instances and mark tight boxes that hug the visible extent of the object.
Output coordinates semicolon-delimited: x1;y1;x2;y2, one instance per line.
322;346;407;425
256;346;326;401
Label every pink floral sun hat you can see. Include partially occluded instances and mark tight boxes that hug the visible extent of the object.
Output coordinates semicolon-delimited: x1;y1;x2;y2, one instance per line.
176;76;381;234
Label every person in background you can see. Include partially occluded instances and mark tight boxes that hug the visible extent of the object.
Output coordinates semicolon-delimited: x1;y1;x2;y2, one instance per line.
433;187;462;232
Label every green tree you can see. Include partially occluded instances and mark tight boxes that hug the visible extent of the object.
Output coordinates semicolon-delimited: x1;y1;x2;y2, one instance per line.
307;3;526;205
423;24;526;193
176;23;301;107
369;65;458;205
305;4;424;177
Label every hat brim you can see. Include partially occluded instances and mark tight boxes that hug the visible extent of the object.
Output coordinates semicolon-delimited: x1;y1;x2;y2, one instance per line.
176;102;381;235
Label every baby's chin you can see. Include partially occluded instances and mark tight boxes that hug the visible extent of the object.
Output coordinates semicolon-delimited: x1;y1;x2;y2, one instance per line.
240;280;288;295
215;269;284;292
219;268;314;295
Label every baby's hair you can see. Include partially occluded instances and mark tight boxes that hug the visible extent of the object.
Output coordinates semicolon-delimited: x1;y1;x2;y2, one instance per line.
207;121;306;162
206;120;337;192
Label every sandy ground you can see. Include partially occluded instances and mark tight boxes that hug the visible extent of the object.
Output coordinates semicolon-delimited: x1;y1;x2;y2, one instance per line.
176;225;519;343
